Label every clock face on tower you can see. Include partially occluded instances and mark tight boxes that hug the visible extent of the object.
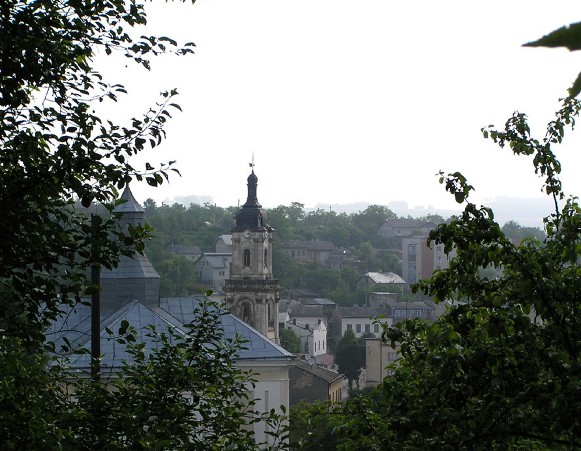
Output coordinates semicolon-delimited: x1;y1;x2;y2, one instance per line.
243;230;251;238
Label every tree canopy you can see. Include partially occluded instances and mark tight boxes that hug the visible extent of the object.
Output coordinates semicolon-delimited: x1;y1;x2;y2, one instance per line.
0;0;195;343
290;21;581;449
0;1;289;449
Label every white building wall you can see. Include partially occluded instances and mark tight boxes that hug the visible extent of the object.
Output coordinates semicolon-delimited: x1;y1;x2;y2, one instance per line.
341;317;392;338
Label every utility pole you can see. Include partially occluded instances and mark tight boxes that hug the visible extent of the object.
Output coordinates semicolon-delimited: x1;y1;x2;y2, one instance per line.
90;214;101;382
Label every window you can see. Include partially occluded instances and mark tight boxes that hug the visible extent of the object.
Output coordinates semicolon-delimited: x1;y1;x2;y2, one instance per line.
395;310;400;317
264;248;268;267
417;310;422;317
356;324;361;334
410;310;415;317
365;324;370;334
219;271;225;276
243;249;250;267
346;324;353;331
374;324;380;333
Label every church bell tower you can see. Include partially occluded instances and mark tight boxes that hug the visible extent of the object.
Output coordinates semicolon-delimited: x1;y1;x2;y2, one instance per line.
223;168;280;342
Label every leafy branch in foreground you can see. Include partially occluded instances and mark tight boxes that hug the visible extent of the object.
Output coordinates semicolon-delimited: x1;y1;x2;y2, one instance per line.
0;0;195;343
292;96;581;449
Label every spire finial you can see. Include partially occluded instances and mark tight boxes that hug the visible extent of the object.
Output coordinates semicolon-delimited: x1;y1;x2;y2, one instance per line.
249;152;255;172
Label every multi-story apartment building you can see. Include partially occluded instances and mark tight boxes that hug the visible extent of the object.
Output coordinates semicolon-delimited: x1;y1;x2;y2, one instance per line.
401;236;455;284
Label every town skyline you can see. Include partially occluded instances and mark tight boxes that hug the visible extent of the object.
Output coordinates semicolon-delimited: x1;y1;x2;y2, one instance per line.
96;1;579;229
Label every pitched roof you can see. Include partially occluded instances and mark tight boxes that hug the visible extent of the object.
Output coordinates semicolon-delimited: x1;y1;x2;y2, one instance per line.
200;253;232;269
214;235;233;245
304;297;336;306
101;254;159;280
361;272;406;284
278;299;326;319
337;306;390;318
160;298;292;361
114;186;144;214
291;359;344;384
286;302;326;319
48;297;293;374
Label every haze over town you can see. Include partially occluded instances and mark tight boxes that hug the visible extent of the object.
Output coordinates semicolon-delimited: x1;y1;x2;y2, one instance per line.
98;1;581;227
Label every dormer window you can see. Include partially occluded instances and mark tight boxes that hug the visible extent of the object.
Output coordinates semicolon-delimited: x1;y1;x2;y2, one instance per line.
243;249;251;267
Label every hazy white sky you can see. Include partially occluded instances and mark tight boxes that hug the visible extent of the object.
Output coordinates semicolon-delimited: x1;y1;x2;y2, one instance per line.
99;1;581;225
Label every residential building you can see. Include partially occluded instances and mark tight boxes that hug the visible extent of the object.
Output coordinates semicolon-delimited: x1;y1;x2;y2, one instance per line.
289;359;345;406
331;306;393;339
280;299;329;360
324;248;359;269
365;337;400;387
377;218;435;238
280;240;336;265
401;236;455;284
286;318;328;358
391;301;436;323
214;234;233;253
367;291;399;308
196;253;231;290
164;244;203;263
357;272;407;291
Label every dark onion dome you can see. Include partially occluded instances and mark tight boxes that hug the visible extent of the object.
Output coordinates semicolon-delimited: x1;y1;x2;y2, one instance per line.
232;170;275;233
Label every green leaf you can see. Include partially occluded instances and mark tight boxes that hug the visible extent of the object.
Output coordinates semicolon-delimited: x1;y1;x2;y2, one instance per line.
569;71;581;98
524;22;581;51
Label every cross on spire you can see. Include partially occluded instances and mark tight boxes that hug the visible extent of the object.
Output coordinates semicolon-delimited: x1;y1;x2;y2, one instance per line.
249;152;255;171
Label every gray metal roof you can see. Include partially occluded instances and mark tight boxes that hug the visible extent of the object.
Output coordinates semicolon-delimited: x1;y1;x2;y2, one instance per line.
361;272;406;284
286;302;326;318
101;254;159;280
201;253;232;269
48;297;293;374
304;297;336;306
114;186;144;214
159;298;293;361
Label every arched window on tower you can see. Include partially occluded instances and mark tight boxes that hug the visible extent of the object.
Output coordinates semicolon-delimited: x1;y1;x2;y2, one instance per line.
243;249;251;267
264;248;268;268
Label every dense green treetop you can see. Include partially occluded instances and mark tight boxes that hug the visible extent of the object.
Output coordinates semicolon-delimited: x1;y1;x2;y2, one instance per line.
144;199;542;300
279;327;302;354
